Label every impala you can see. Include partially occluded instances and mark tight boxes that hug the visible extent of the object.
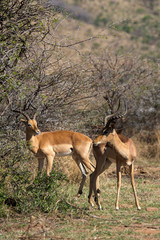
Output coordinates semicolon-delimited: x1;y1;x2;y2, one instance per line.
14;110;96;197
88;101;141;210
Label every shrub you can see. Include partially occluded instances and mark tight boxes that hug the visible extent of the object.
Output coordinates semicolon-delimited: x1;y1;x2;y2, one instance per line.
15;171;68;214
142;15;152;22
0;136;70;216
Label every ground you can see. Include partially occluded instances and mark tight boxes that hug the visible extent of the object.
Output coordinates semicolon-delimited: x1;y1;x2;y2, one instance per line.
0;163;159;240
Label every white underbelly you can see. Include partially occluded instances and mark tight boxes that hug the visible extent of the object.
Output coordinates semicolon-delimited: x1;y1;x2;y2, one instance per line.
55;149;73;157
53;144;73;157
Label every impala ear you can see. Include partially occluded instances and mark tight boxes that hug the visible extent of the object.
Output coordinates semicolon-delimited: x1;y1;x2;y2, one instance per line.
20;118;27;123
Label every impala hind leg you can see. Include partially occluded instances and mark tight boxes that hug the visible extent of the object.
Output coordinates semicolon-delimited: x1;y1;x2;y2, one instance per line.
129;163;141;210
76;161;88;197
81;157;95;173
73;152;89;196
73;151;96;196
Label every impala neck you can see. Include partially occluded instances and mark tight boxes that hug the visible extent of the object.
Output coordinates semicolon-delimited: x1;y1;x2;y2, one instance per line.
111;133;129;159
26;130;37;142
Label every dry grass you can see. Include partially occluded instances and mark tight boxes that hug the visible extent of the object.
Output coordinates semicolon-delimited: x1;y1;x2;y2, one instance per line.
54;156;82;182
0;162;160;240
133;130;160;168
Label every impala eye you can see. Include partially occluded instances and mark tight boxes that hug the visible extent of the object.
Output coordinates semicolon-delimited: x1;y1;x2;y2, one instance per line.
27;123;32;127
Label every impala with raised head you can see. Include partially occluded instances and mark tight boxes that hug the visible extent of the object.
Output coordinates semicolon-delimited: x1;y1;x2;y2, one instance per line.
88;101;141;210
14;110;95;197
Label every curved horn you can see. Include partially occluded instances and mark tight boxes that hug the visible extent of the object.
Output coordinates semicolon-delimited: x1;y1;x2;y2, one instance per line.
103;100;127;132
115;99;127;119
33;112;37;119
13;109;30;120
104;98;120;125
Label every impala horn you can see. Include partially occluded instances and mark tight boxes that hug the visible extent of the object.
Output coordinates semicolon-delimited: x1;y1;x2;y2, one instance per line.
13;109;30;120
33;112;37;119
104;100;127;131
104;98;121;125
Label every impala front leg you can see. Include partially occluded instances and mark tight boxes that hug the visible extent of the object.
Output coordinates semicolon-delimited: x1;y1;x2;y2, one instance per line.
88;172;95;207
115;160;122;210
130;163;141;210
88;172;101;209
38;157;45;173
89;159;112;210
94;181;102;210
46;153;55;176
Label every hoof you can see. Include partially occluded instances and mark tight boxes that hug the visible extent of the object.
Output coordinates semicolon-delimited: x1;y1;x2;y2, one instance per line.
96;189;101;194
88;195;94;207
77;190;82;198
137;206;141;210
115;207;119;211
98;205;102;210
90;202;94;207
